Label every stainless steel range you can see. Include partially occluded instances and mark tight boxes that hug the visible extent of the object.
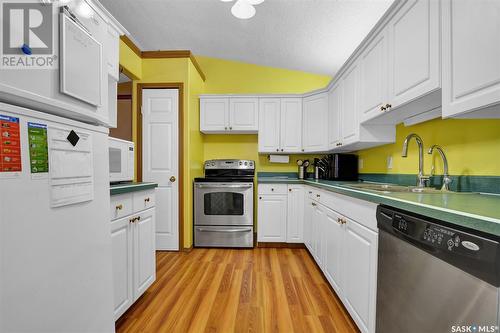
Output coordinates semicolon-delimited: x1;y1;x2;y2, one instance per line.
194;159;255;248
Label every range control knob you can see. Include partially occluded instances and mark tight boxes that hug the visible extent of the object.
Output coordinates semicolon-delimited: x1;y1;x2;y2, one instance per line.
447;239;455;250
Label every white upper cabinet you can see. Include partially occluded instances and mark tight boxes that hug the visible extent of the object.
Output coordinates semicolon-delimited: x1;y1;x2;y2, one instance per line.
387;0;440;109
280;98;303;152
328;83;342;150
360;0;441;125
302;92;329;152
341;64;359;146
442;0;500;118
0;0;126;127
200;97;258;133
258;98;281;152
359;30;389;123
200;98;229;132
258;98;302;153
229;98;259;132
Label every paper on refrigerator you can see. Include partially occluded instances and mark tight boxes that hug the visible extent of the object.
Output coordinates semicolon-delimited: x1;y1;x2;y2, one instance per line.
48;126;94;207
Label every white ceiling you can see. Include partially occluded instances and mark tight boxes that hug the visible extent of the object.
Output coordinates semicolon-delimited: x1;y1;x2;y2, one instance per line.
100;0;394;75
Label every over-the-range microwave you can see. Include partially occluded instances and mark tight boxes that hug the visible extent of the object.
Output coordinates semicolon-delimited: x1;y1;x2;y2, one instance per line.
109;137;134;183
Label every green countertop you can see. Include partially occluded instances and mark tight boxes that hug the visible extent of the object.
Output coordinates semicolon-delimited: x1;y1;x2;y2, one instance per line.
110;182;158;196
258;176;500;237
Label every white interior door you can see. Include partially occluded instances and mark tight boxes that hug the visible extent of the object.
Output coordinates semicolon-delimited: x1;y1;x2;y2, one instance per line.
142;89;179;250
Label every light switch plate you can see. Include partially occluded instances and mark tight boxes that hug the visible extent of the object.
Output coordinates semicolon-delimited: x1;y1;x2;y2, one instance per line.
387;156;393;169
359;158;364;170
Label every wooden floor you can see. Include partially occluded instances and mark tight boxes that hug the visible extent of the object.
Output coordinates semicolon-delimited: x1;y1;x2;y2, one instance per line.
116;248;359;333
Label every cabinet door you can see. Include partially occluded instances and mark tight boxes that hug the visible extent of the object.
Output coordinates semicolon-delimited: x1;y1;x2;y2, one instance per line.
258;98;281;153
133;209;156;299
312;203;325;268
111;216;133;320
229;98;259;132
303;197;314;253
200;98;229;132
341;218;378;333
359;31;388;123
388;0;440;109
107;24;120;81
442;0;500;118
328;83;342;149
280;98;303;153
286;185;304;243
257;195;287;242
302;93;329;152
323;208;343;295
341;64;359;145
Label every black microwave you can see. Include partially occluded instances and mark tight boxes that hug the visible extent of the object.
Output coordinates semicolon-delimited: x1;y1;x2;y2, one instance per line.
327;154;358;181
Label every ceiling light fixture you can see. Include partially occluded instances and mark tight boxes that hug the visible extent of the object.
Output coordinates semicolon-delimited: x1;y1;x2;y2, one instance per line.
221;0;265;20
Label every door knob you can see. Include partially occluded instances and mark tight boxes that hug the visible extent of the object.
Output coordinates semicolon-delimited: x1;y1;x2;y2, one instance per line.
170;176;176;182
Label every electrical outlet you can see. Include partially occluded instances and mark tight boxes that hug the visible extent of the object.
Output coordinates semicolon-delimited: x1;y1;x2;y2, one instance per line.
387;156;393;169
359;158;364;170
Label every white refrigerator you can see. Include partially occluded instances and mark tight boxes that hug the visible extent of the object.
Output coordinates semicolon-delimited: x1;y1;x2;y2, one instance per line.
0;102;115;332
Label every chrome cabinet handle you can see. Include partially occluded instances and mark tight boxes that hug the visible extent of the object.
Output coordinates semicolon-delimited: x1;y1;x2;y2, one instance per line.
196;227;252;233
316;194;320;198
115;204;123;210
229;126;233;130
386;103;392;109
381;105;387;111
225;126;228;130
144;197;150;203
311;202;317;206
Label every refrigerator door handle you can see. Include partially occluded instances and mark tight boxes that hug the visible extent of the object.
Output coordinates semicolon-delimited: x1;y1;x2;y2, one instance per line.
196;227;253;233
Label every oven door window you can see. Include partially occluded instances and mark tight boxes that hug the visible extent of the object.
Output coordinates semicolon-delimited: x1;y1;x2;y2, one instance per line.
204;192;244;215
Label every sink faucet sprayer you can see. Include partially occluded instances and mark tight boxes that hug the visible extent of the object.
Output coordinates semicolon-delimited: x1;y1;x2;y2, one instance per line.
428;145;452;191
401;133;429;188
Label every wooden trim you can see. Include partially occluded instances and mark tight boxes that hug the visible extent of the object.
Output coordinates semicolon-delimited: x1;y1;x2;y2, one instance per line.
137;83;185;251
120;35;142;58
189;54;206;82
257;242;306;248
141;50;191;58
141;50;206;82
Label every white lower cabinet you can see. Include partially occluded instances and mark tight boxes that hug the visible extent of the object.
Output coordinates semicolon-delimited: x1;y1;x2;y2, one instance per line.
258;184;305;243
341;216;378;333
257;192;287;242
303;186;378;333
111;190;156;321
323;207;343;295
286;185;305;243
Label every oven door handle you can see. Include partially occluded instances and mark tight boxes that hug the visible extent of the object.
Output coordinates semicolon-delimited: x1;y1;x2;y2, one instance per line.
196;227;253;233
194;184;253;189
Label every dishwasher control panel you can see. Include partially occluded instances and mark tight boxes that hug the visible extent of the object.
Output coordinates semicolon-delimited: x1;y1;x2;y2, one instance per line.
393;213;481;253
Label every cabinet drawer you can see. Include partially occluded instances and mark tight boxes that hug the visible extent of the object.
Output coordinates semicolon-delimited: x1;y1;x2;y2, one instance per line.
111;194;133;221
258;184;287;195
133;190;156;212
306;187;323;201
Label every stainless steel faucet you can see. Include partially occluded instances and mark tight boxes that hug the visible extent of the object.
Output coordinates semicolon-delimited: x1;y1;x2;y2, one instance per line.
428;145;452;191
401;133;429;188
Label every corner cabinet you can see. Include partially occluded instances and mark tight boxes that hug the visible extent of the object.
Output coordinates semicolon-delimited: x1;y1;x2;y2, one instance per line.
441;0;500;118
258;98;303;153
257;184;304;244
110;189;156;321
200;97;258;133
302;93;329;152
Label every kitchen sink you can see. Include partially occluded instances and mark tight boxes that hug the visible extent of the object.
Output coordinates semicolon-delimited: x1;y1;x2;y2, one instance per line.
345;182;447;194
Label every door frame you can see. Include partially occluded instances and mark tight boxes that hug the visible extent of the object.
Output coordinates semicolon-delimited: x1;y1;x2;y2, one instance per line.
137;83;184;251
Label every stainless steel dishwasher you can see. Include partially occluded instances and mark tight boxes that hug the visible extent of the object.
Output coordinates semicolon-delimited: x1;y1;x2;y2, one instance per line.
376;205;500;333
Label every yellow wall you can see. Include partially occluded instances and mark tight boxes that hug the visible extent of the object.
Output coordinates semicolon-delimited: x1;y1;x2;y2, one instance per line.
119;39;142;79
358;118;500;176
197;55;332;173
